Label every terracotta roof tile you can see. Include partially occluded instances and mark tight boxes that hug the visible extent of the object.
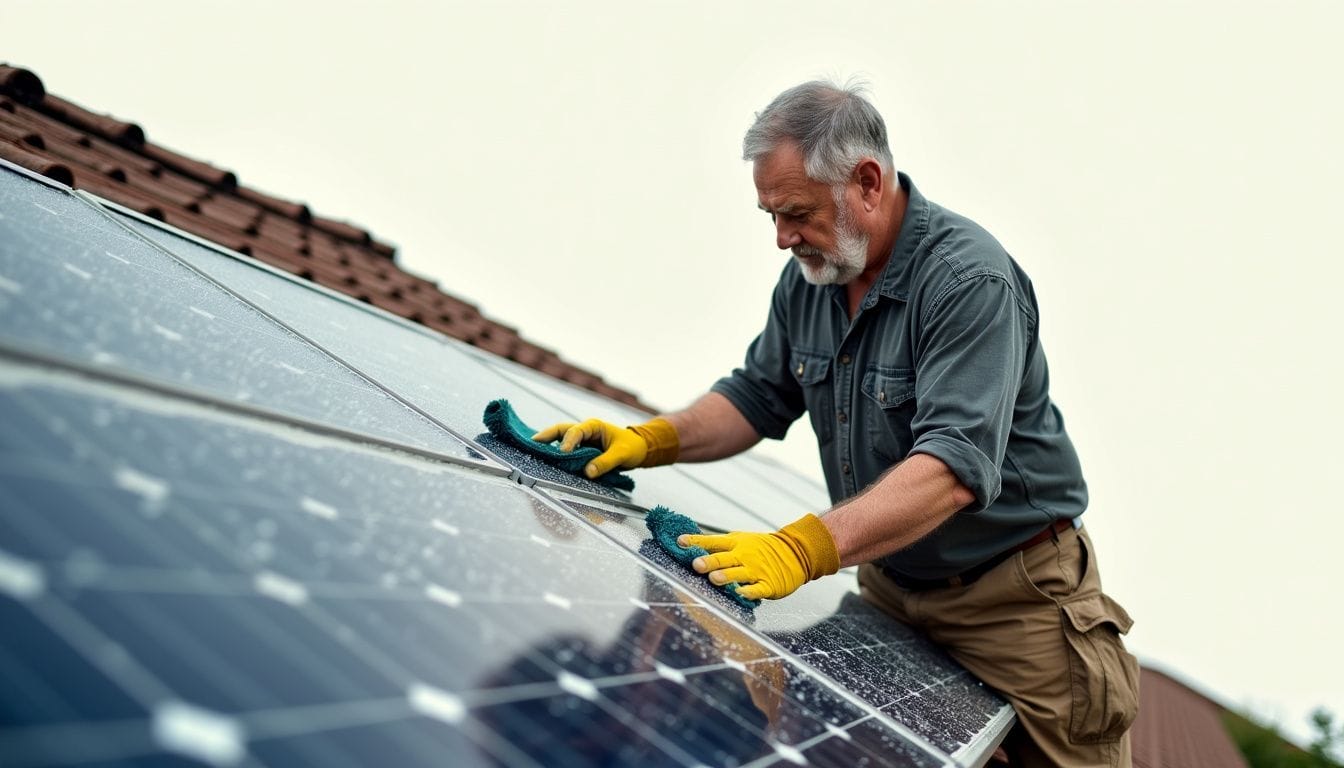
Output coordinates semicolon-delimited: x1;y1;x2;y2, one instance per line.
0;120;43;148
236;185;311;222
139;142;236;189
0;140;72;186
1132;668;1249;768
37;93;144;147
309;214;371;246
0;63;653;411
0;65;45;106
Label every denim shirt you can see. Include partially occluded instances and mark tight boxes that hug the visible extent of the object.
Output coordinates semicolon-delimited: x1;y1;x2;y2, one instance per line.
711;173;1087;579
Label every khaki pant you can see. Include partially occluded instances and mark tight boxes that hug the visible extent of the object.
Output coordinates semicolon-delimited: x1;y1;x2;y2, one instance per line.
858;525;1140;767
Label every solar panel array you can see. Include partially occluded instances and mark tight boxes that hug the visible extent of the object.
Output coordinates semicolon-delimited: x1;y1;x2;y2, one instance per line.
0;159;1012;767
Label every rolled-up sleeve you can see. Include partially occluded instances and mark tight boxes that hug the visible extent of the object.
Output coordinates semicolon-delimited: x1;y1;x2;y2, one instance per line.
908;274;1032;512
711;277;805;440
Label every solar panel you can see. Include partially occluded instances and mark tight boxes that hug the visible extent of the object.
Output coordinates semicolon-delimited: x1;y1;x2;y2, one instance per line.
543;490;1015;765
110;207;777;534
0;352;944;767
2;159;1015;766
0;165;482;464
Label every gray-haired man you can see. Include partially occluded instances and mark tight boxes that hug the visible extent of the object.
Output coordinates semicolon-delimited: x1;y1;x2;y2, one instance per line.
535;80;1139;766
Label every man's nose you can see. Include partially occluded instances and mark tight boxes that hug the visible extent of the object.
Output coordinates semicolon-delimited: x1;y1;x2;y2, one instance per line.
775;220;801;250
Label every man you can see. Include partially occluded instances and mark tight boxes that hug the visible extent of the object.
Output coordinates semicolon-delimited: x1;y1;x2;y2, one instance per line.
534;80;1139;767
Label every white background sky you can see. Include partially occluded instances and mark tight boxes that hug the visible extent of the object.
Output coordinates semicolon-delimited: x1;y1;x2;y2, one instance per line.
7;0;1343;749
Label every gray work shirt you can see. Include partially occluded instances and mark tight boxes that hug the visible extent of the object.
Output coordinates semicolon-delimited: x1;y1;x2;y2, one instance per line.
712;173;1087;579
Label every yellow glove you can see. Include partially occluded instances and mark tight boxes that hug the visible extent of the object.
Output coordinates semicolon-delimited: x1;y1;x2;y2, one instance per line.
531;417;679;479
679;514;840;601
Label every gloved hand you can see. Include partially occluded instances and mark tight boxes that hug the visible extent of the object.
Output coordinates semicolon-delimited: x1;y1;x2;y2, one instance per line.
532;417;679;479
679;514;840;601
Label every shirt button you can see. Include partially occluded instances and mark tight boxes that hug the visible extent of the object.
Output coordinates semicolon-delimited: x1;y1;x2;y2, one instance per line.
837;411;847;424
878;391;886;403
839;353;851;365
842;463;851;475
796;363;805;376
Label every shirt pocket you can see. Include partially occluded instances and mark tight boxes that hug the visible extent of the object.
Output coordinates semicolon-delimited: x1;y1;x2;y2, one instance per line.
790;350;834;445
860;366;916;462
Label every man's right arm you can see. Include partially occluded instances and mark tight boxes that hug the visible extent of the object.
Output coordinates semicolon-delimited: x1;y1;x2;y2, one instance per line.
664;391;762;462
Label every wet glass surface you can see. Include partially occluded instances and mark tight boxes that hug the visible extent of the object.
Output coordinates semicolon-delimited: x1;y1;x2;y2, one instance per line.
0;166;477;463
481;354;830;528
118;212;778;534
548;491;1011;759
0;358;942;767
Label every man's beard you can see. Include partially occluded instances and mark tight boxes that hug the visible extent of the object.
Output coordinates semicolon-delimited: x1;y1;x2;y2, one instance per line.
793;205;868;286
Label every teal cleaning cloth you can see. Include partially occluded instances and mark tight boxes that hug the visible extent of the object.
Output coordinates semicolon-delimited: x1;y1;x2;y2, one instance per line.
482;399;636;492
646;506;760;611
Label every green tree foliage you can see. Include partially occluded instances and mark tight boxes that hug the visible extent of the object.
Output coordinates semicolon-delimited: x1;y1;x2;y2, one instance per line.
1222;707;1343;768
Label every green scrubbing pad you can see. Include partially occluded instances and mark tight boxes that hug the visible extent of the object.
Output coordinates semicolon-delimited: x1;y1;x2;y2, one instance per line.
482;399;636;492
646;506;760;611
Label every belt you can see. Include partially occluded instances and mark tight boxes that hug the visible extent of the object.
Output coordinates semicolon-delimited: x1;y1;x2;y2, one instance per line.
880;518;1075;592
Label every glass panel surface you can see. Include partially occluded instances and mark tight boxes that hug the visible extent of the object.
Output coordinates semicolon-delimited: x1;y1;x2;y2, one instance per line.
0;357;942;767
546;489;1011;761
0;165;476;461
117;213;775;533
482;354;827;529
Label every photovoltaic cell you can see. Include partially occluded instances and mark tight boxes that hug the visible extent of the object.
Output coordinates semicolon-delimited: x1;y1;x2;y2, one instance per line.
0;354;946;767
0;165;480;463
544;490;1013;764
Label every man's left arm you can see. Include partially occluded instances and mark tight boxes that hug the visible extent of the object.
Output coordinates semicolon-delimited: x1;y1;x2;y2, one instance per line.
684;273;1031;595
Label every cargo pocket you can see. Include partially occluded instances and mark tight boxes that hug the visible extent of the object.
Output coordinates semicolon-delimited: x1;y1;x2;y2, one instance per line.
1060;592;1141;744
789;350;834;444
860;366;916;462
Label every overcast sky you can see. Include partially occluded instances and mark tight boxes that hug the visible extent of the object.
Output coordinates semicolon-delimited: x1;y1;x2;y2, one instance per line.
7;0;1343;749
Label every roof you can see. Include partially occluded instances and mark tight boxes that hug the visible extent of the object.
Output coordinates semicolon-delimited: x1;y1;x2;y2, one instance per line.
1132;667;1249;768
0;62;1254;768
0;63;648;410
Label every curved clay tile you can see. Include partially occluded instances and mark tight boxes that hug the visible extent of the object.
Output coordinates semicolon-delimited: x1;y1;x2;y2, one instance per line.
40;94;144;147
0;65;45;106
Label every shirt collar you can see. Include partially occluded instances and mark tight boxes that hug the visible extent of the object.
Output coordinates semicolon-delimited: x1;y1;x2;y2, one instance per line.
875;171;927;302
824;172;928;312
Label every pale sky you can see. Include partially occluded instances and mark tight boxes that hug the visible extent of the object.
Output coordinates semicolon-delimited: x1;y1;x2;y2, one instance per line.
6;0;1343;749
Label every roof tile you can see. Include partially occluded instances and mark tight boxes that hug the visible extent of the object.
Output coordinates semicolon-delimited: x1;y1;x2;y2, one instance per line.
139;142;236;189
236;185;311;222
1132;668;1249;768
0;140;72;185
0;63;652;412
0;64;46;106
38;93;144;147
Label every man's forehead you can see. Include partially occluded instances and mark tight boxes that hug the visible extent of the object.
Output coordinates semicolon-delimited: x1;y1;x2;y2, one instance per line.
753;144;824;211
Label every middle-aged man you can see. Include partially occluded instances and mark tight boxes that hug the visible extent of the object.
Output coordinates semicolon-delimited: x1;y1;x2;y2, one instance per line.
534;80;1139;767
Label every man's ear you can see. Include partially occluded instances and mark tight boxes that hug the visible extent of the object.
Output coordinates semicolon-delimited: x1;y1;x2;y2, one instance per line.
854;158;884;212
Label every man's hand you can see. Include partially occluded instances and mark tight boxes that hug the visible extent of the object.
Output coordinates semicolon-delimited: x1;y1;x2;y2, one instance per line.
532;417;679;479
679;514;840;601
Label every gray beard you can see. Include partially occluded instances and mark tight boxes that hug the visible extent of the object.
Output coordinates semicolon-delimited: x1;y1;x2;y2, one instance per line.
793;220;868;286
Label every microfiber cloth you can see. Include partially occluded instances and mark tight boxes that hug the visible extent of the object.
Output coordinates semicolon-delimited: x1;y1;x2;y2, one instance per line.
482;399;636;492
645;505;760;611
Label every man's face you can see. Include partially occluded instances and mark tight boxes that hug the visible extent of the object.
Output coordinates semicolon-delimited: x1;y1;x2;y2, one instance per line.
753;141;869;285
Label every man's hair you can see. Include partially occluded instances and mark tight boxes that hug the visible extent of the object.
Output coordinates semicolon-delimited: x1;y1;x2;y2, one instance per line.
742;79;894;185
